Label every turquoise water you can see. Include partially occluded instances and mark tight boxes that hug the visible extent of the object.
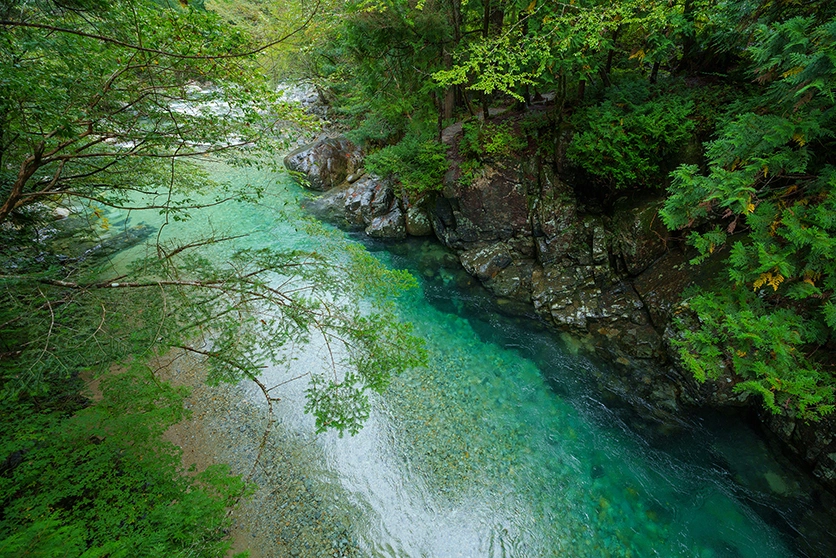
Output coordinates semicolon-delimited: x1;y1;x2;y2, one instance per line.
103;162;831;557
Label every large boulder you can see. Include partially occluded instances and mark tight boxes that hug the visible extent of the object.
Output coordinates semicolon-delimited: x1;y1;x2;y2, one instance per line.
366;206;406;239
631;249;693;329
283;136;362;191
404;200;433;237
459;243;513;282
345;176;392;226
342;175;407;239
431;164;532;250
531;171;581;265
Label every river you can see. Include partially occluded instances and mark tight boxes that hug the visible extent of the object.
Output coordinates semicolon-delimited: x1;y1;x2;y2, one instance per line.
105;161;834;557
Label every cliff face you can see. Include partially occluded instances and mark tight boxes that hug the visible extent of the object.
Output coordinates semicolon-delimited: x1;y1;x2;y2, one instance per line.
431;153;718;412
285;133;836;493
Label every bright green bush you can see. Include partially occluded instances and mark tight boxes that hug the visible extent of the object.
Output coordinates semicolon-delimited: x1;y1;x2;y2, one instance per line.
459;121;527;162
364;132;448;194
0;364;249;558
662;15;836;420
673;287;834;420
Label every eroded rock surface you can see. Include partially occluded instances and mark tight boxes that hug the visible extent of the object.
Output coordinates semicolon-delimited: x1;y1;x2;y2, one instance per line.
287;137;424;240
283;137;362;191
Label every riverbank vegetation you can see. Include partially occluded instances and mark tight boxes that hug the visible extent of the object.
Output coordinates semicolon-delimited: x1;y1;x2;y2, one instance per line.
1;1;423;555
280;0;835;421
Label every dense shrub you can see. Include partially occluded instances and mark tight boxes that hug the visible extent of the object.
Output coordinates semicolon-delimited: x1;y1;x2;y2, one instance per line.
567;82;695;189
364;132;448;194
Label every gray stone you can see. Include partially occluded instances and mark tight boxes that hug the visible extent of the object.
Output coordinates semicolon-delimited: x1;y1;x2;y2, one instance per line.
346;169;365;183
432;164;531;250
284;136;362;191
300;186;350;227
344;175;393;227
459;243;513;282
52;207;71;220
405;204;433;237
366;206;406;239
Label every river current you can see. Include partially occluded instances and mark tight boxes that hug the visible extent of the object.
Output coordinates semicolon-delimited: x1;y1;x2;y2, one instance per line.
104;161;833;557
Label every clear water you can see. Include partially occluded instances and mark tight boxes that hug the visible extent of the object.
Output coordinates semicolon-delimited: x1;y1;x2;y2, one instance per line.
102;162;833;558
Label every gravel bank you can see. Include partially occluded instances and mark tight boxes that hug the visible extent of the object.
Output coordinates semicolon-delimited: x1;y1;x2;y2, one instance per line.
158;350;362;558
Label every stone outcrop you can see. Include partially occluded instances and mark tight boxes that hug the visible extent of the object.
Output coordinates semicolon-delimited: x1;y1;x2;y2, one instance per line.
430;156;669;376
289;136;428;241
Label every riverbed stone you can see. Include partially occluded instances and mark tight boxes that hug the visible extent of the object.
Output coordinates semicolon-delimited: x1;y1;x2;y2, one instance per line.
52;207;71;220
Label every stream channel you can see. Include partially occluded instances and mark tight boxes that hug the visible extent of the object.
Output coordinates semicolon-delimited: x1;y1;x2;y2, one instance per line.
102;161;835;558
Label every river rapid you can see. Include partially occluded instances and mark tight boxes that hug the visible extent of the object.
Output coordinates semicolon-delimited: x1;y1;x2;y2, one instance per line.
105;161;834;558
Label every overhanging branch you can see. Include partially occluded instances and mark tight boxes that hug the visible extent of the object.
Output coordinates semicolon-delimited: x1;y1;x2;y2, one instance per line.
0;0;322;60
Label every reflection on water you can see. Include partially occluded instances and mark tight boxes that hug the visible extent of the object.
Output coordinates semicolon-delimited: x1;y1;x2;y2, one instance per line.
105;163;833;557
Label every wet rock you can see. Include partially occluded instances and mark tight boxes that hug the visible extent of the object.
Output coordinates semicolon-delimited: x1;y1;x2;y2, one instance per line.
301;187;351;228
344;176;392;226
432;164;531;250
459;243;513;282
366;205;406;239
52;207;71;220
532;264;601;330
632;250;693;328
486;258;535;300
531;171;579;265
284;136;362;191
405;202;433;237
346;169;365;183
763;412;836;492
458;241;535;300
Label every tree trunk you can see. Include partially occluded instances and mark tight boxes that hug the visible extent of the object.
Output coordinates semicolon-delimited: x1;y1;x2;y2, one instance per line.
603;25;622;86
443;51;455;120
481;0;492;120
444;0;462;118
650;61;661;84
0;143;44;223
678;0;696;72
